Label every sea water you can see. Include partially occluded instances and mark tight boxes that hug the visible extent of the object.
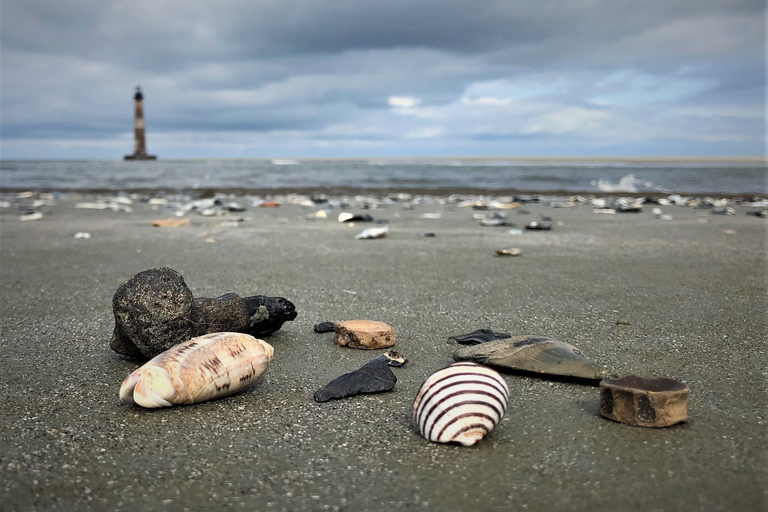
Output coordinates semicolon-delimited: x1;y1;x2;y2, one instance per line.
0;158;764;195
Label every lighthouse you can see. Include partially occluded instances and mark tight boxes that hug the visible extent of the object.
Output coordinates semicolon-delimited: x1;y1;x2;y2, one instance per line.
124;86;157;160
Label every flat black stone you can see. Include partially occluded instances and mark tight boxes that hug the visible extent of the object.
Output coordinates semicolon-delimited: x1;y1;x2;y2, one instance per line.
313;360;397;403
341;213;374;223
313;321;336;333
449;329;512;345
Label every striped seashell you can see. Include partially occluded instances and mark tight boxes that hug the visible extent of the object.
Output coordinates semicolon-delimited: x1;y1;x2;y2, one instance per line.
413;362;509;446
119;332;273;408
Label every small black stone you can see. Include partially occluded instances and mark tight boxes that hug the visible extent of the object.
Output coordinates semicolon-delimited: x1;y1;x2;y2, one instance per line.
341;213;374;223
242;295;298;337
525;221;552;230
314;321;336;333
449;329;511;345
421;232;436;237
313;360;397;403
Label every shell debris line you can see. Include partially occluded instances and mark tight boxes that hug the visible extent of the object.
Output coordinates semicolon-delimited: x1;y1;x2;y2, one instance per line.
413;362;509;446
119;332;273;408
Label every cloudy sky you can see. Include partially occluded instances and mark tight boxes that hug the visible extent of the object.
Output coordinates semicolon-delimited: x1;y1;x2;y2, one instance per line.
1;0;764;159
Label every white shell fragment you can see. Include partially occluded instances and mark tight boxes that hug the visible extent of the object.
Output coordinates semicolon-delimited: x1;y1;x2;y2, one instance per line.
413;362;509;446
355;225;388;239
119;332;273;408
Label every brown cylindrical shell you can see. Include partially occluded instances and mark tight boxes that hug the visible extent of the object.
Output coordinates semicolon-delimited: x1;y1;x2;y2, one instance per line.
599;375;689;428
334;320;395;350
119;332;273;408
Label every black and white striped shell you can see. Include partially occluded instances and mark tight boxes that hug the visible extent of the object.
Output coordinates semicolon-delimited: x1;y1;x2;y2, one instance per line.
412;362;509;446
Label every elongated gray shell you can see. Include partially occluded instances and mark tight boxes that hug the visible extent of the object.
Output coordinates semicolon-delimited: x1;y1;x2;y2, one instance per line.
453;335;611;380
412;362;509;446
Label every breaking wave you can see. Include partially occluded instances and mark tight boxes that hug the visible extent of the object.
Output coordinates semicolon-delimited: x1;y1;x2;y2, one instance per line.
592;173;670;193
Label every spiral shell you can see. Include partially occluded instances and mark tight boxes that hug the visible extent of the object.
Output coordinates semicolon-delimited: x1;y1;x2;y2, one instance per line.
119;332;273;408
413;362;509;446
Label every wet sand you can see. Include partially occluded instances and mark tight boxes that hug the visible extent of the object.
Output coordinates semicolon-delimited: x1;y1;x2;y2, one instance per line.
1;193;766;511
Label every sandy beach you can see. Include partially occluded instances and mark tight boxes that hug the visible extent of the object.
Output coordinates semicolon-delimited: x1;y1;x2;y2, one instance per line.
0;192;765;511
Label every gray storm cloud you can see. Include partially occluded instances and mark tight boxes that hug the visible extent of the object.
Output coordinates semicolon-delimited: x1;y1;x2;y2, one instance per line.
0;0;764;157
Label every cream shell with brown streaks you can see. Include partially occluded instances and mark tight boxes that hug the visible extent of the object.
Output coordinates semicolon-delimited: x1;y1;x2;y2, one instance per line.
119;332;273;408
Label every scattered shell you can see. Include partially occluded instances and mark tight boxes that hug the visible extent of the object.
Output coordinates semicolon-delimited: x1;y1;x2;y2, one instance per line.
19;212;43;221
74;232;92;239
453;335;613;381
480;212;511;227
314;210;328;219
413;362;509;446
421;213;442;219
373;349;408;367
119;332;273;408
355;225;388;239
525;221;551;231
152;218;190;227
495;248;521;257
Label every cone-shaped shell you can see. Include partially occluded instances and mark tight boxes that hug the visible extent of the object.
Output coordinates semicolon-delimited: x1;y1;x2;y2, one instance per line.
119;332;273;408
453;335;610;380
413;362;509;446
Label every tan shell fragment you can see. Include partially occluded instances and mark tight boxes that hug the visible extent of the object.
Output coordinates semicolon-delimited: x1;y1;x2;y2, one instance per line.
334;320;395;350
119;332;273;408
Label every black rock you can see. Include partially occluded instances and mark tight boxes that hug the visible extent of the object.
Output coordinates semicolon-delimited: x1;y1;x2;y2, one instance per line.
746;209;767;218
110;267;297;359
525;221;552;231
313;359;397;403
242;295;298;337
314;321;336;333
421;232;436;237
341;213;375;223
449;329;512;345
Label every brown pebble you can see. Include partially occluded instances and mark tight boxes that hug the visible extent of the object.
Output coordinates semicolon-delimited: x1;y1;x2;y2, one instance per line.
334;320;395;350
599;375;689;428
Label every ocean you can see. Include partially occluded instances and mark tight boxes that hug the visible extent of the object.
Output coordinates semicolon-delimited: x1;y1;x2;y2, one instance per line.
0;158;765;195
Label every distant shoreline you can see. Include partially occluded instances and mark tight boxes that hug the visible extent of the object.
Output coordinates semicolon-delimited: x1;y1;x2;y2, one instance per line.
0;156;764;164
0;185;764;199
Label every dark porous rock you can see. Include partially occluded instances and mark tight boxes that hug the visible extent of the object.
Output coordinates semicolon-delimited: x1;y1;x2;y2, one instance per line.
110;267;297;359
191;293;251;334
313;359;397;403
111;268;196;359
449;329;511;345
242;295;298;337
314;321;336;333
372;349;408;367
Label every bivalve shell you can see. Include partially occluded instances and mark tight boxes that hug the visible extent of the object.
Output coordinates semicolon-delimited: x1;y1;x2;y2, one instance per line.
413;362;509;446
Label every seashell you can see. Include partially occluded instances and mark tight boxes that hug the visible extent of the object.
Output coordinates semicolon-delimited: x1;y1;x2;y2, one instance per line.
453;335;612;381
413;362;509;446
119;332;273;408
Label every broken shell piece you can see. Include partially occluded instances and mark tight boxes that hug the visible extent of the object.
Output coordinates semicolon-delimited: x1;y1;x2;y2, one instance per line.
313;359;397;403
119;332;273;408
449;329;511;345
152;218;190;227
453;335;613;380
334;320;395;350
373;349;408;367
413;362;509;446
496;248;521;257
355;225;388;239
74;232;92;239
480;212;511;227
599;375;690;428
20;212;43;221
525;221;551;231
